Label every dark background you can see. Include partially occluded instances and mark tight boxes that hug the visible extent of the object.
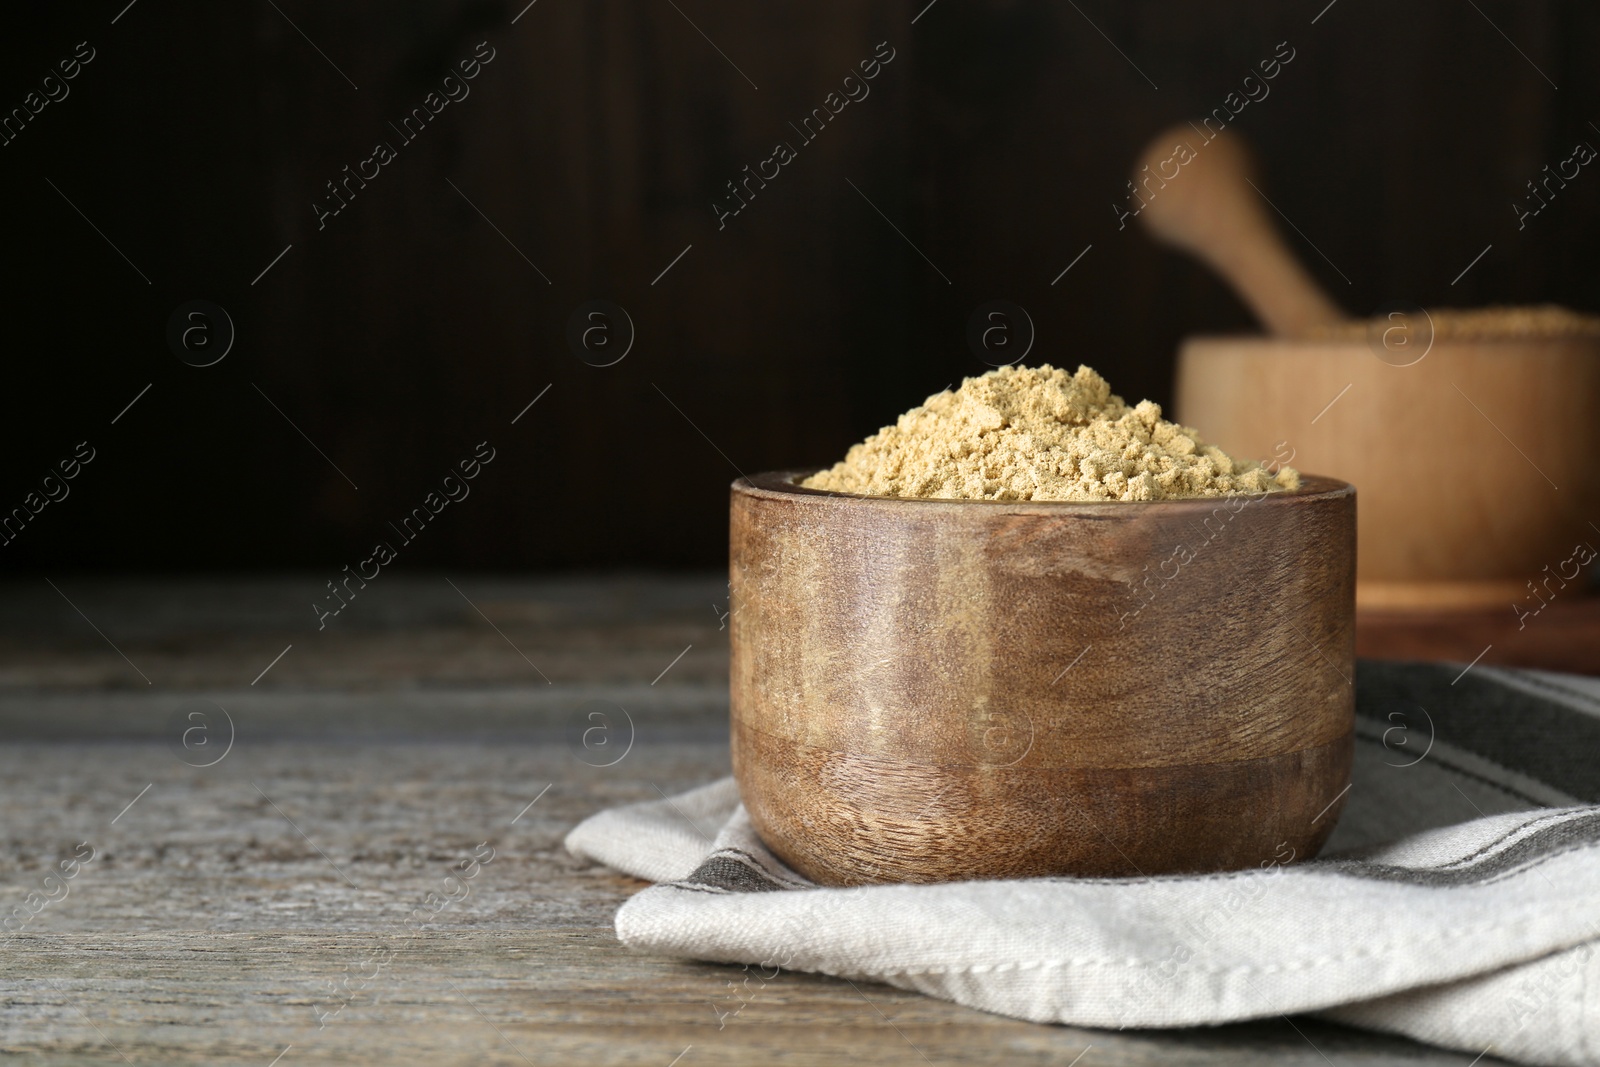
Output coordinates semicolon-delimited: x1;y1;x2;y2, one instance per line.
2;0;1597;571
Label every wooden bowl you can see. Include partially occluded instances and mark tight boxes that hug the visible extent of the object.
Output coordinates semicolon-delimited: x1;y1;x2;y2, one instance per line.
729;471;1356;886
1176;334;1600;609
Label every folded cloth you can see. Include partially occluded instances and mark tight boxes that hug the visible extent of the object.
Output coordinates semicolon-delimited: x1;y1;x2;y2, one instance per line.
566;661;1600;1067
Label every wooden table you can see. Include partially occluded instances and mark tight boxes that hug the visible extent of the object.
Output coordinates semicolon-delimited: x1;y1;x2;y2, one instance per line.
0;576;1503;1065
1357;593;1600;675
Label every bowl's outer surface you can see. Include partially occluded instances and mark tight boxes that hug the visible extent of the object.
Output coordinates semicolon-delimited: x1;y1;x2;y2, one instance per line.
729;472;1356;886
1176;335;1600;606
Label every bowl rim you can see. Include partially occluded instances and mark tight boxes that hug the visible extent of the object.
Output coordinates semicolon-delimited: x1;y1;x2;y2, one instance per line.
1179;331;1600;349
735;469;1353;509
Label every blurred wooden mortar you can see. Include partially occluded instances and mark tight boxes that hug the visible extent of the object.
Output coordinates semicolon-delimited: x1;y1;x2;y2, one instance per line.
1136;122;1600;608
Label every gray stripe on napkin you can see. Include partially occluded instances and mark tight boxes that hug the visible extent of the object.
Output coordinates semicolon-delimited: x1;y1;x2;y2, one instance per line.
1351;716;1575;808
1478;665;1600;722
1356;660;1600;801
1323;808;1600;887
677;850;794;893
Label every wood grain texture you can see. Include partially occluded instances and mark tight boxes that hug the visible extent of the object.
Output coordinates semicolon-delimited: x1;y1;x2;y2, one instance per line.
729;473;1356;885
0;744;1476;1067
0;576;1485;1066
1176;335;1600;605
5;5;1598;574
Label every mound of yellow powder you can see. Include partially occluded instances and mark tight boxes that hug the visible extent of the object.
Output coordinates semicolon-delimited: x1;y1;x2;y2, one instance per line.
802;364;1300;502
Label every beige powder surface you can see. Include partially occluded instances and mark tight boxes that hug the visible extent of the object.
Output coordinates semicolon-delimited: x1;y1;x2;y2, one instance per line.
802;364;1300;502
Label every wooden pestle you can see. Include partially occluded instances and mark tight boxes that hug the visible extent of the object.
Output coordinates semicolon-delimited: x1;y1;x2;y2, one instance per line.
1133;123;1346;336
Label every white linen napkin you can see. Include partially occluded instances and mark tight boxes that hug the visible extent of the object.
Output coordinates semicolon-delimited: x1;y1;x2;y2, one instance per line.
567;661;1600;1067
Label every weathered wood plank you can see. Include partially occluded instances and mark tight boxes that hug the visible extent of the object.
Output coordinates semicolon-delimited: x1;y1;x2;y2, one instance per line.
1;740;1492;1065
0;578;1502;1063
